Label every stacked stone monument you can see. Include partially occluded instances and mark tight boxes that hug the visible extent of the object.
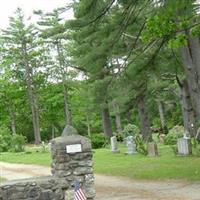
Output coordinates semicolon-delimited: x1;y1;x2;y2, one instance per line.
51;125;95;199
0;125;95;200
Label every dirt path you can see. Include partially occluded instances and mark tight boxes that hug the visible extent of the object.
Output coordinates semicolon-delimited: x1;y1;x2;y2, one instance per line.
1;162;200;200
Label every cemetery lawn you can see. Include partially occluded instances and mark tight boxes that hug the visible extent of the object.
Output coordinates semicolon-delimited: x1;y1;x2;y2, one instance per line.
1;145;200;181
0;177;6;183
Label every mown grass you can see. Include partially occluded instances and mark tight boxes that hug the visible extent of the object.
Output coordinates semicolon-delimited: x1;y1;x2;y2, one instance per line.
1;144;200;181
0;147;51;166
0;177;6;183
93;145;200;181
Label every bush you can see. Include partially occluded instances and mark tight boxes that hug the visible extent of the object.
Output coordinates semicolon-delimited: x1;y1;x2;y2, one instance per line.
0;125;26;152
11;134;27;152
122;124;139;138
90;133;106;149
164;132;183;145
135;134;148;155
192;138;200;156
0;126;12;152
164;125;183;145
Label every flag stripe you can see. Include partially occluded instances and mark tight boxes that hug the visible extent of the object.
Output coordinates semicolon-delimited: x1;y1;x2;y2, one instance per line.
78;190;86;199
74;180;87;200
76;189;86;200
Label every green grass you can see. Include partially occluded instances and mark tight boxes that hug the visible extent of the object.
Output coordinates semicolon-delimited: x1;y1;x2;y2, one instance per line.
0;150;51;166
93;145;200;181
1;144;200;181
0;177;6;183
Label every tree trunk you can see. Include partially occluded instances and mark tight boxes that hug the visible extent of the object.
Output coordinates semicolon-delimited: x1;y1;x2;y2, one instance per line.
157;100;168;134
63;81;72;125
23;43;41;144
112;100;122;133
56;41;72;126
52;124;55;139
26;75;41;144
138;93;151;141
101;102;113;138
180;37;200;123
86;113;91;137
8;106;16;135
180;80;197;137
115;114;122;133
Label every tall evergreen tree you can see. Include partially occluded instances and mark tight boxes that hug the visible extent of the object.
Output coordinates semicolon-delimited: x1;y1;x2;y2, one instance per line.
1;8;42;143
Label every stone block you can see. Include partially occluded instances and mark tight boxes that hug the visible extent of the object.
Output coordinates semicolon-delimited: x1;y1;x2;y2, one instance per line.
0;126;95;200
147;142;158;157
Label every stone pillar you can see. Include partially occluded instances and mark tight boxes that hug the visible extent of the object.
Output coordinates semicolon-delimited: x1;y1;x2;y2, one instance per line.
177;137;192;156
110;136;120;153
125;136;136;155
147;142;158;157
51;125;95;200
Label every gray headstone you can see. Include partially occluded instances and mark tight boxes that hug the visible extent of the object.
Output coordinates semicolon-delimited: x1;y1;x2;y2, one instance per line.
177;138;192;156
125;136;136;155
147;142;158;157
110;136;120;153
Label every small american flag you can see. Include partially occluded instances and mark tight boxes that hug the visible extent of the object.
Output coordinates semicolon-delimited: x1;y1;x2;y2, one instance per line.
74;181;87;200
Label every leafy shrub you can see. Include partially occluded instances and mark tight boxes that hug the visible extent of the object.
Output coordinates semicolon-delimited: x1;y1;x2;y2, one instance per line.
122;124;139;137
135;134;148;155
11;134;27;152
0;125;26;152
164;126;183;145
0;126;12;152
90;133;106;149
192;138;200;156
164;132;183;145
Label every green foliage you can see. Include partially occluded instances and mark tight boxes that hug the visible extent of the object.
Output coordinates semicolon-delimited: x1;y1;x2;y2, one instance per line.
0;125;26;152
192;138;200;157
0;126;12;152
168;33;187;49
164;132;183;145
90;133;107;149
10;134;27;152
122;124;140;138
0;1;198;147
135;134;148;155
143;14;177;41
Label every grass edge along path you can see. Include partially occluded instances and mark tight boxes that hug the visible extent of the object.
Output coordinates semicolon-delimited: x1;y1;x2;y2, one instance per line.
0;177;7;183
0;145;200;181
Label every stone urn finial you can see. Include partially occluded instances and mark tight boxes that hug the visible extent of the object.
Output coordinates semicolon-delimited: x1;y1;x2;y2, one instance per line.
61;125;78;138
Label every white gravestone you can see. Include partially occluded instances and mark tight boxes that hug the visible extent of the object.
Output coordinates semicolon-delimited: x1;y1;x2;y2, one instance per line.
111;136;120;153
177;137;192;156
125;136;136;155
